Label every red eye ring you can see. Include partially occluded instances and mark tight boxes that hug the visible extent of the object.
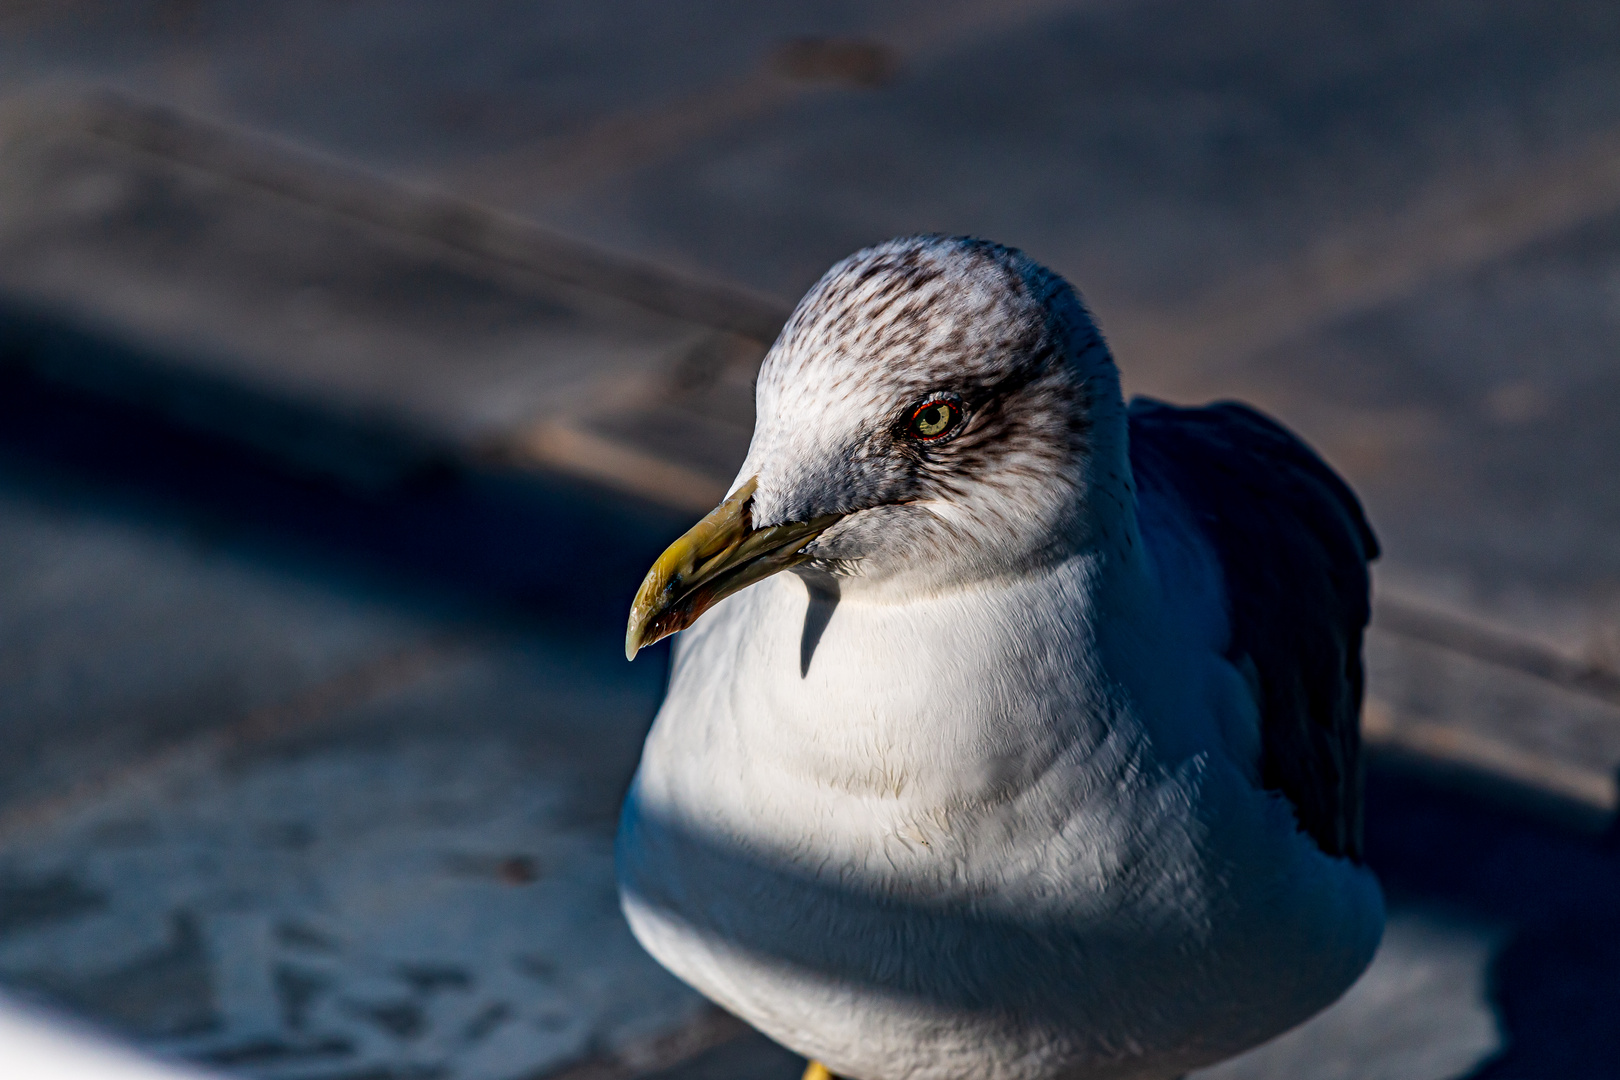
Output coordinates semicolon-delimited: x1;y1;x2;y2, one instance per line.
908;396;964;441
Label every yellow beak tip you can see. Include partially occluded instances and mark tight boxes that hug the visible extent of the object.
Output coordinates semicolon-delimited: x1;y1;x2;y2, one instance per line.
621;476;840;665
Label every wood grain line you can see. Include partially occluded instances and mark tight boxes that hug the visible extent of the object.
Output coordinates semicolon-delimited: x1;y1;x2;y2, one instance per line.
1375;594;1620;710
0;635;476;842
515;421;729;514
1363;697;1618;829
1123;127;1620;388
53;91;795;343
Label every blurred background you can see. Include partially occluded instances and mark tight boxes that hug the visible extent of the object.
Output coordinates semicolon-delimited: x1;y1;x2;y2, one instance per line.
0;2;1618;1078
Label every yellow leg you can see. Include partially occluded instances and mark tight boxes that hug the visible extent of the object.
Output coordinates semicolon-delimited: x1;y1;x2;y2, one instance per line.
802;1062;835;1080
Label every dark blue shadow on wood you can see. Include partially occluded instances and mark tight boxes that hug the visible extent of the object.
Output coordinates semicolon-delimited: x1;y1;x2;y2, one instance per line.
0;305;691;640
1363;770;1620;1078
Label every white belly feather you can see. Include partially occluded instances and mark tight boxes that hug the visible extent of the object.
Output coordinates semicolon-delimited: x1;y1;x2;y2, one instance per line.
616;567;1383;1080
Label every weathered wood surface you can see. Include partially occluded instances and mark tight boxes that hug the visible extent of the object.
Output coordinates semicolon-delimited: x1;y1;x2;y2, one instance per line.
0;95;762;505
0;464;718;1080
3;3;1620;1077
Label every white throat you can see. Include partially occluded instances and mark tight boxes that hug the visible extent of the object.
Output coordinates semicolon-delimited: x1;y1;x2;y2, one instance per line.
638;535;1193;871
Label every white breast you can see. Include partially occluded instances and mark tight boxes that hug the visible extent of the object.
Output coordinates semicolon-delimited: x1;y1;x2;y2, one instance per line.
616;561;1383;1080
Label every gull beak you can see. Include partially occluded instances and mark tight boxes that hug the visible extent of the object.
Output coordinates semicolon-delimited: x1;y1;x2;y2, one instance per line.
625;477;842;660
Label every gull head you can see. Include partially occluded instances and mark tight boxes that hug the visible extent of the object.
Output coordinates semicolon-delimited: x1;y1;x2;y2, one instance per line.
626;235;1131;658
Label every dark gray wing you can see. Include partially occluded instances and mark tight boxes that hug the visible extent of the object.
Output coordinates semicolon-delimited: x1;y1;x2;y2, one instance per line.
1127;397;1378;862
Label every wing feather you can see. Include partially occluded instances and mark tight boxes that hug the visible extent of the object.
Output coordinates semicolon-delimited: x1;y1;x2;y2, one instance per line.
1127;398;1378;861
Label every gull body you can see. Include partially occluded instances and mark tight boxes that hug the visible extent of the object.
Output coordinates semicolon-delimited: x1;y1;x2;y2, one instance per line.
617;238;1384;1080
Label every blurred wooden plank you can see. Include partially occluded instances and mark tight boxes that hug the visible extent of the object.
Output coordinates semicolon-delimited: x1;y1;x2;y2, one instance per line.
1366;605;1620;831
1116;127;1620;395
0;474;450;823
0;93;775;500
65;92;793;344
0;577;708;1078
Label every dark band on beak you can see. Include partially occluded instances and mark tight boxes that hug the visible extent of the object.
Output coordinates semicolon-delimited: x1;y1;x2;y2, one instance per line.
625;477;843;659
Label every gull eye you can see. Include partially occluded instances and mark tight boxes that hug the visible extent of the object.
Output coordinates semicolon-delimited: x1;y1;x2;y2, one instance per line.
908;396;963;441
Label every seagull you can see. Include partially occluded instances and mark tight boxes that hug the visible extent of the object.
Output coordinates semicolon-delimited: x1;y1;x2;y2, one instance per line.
616;236;1384;1080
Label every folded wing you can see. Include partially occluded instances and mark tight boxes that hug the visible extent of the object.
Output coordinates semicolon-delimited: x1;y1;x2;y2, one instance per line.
1128;398;1379;861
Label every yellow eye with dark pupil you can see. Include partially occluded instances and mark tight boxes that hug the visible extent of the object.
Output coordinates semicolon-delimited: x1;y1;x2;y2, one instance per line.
910;400;958;440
